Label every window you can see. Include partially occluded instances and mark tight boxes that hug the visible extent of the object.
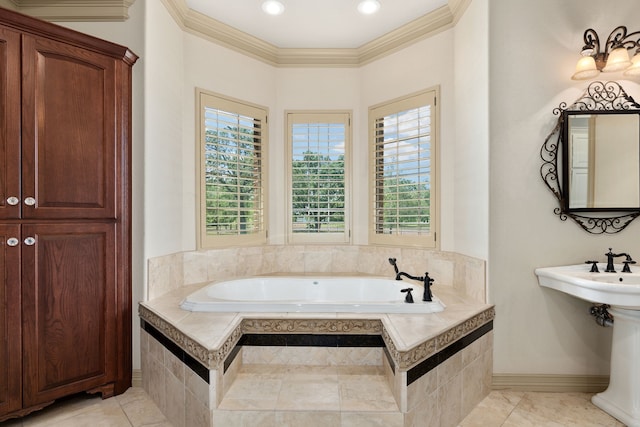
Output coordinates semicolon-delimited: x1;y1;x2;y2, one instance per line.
197;90;268;248
369;88;438;247
287;112;351;243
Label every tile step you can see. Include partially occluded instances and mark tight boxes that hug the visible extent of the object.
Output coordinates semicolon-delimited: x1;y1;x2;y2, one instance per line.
220;364;398;413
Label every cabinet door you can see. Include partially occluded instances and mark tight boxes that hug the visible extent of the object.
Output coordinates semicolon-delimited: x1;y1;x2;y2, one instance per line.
0;224;21;418
21;35;118;220
21;223;117;406
0;26;20;219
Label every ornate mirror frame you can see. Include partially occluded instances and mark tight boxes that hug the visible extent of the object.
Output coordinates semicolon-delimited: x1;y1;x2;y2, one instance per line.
541;81;640;234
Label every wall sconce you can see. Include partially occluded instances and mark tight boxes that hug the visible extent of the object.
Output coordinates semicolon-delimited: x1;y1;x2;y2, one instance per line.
572;26;640;80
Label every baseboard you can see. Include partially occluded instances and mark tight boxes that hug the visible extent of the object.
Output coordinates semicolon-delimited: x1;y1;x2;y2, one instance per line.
492;374;609;393
132;369;142;388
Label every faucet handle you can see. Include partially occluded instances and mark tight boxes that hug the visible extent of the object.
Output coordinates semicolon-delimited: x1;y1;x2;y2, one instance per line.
622;258;636;273
401;288;414;303
585;261;600;273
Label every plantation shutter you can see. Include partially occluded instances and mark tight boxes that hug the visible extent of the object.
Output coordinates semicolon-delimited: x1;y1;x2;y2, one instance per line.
287;112;350;243
370;90;437;247
198;92;267;247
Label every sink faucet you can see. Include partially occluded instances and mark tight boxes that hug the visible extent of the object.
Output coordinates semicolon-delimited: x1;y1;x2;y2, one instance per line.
605;248;634;273
388;258;434;301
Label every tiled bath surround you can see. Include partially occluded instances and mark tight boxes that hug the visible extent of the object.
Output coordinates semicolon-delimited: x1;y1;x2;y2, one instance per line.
147;245;486;302
141;245;492;426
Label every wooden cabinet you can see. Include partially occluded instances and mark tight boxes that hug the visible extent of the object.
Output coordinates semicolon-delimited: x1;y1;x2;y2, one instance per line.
0;7;137;422
0;25;21;220
0;224;21;417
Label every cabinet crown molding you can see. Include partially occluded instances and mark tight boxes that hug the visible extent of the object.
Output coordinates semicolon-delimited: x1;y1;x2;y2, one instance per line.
4;0;134;21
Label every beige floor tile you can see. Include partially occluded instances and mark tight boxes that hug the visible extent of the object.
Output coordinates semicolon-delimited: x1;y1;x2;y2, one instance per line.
5;384;631;427
223;373;283;400
459;390;524;427
276;376;341;411
275;411;341;427
21;395;120;427
212;409;277;427
461;390;625;427
508;392;624;427
341;411;404;427
24;398;130;427
221;380;280;410
338;375;398;411
117;387;168;426
1;387;168;427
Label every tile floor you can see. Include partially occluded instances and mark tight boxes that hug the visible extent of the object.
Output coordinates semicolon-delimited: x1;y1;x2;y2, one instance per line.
0;386;625;426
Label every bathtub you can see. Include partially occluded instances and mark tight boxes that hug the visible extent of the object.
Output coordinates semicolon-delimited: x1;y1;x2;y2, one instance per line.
180;276;445;313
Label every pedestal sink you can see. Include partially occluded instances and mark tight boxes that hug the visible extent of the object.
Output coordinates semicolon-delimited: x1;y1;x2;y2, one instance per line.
536;264;640;427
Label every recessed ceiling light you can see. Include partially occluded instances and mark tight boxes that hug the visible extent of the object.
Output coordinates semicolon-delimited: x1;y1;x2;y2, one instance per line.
262;0;285;16
357;0;381;15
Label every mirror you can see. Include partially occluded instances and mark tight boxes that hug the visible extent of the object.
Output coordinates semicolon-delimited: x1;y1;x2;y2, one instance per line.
541;81;640;234
563;111;640;211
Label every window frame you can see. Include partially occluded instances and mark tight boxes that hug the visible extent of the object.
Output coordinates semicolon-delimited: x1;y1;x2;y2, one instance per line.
196;89;269;249
286;110;352;244
368;87;439;248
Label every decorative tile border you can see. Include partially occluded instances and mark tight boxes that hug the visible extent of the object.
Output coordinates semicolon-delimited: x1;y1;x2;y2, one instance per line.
138;305;495;373
437;307;496;350
241;318;383;334
138;305;243;368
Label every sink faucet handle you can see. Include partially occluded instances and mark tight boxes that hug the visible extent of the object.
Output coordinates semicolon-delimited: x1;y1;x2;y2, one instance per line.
585;260;600;273
622;258;636;273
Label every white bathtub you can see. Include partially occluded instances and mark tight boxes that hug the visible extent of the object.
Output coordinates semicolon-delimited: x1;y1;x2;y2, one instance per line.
180;276;445;313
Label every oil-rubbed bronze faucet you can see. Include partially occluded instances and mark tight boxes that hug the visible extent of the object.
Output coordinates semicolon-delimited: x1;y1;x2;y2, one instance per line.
605;248;635;273
388;258;435;301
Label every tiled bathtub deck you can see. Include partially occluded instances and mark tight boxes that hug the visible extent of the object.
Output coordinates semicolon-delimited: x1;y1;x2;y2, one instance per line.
139;283;494;427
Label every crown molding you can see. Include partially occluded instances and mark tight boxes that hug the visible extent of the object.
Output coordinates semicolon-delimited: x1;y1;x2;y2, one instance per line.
161;0;463;68
449;0;474;24
357;5;453;66
4;0;134;21
2;0;471;65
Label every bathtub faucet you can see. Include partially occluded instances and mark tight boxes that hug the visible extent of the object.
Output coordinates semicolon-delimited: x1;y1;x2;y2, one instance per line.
394;271;435;302
605;248;635;273
388;258;434;301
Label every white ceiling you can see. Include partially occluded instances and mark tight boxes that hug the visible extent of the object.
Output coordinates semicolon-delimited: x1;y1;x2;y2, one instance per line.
185;0;448;49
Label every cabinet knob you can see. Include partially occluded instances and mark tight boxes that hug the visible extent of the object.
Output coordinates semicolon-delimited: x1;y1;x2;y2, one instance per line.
6;237;19;247
23;237;36;246
24;197;36;206
6;196;19;206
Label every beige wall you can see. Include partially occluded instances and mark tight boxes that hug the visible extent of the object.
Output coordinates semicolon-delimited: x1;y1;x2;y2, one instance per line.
489;0;640;376
452;0;489;261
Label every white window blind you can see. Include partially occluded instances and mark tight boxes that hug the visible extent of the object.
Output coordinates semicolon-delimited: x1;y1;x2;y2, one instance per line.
287;112;350;243
370;89;437;247
198;91;267;248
